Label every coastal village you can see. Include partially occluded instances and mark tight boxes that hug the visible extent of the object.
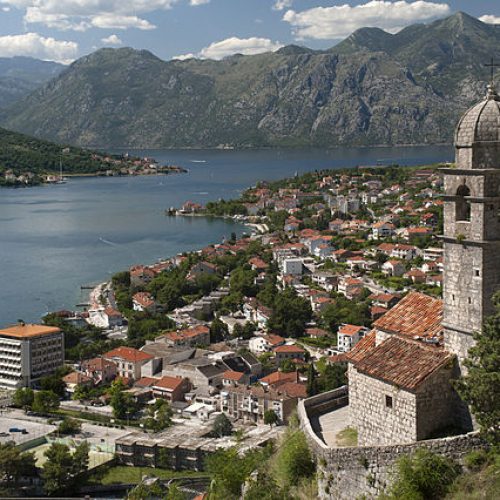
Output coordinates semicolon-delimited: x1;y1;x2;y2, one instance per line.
0;153;186;186
0;86;498;499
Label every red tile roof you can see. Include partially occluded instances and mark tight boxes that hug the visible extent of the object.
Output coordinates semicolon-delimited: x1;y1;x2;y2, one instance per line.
373;292;443;341
222;370;246;382
346;331;376;363
104;346;153;363
338;324;365;336
135;377;158;387
354;336;453;391
278;382;308;399
274;344;305;354
153;376;185;391
260;371;299;386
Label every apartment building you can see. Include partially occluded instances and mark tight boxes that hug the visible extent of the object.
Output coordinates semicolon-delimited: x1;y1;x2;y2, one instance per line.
0;323;64;389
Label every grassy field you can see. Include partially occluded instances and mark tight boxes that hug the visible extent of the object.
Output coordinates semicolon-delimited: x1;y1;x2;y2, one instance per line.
86;465;210;486
31;442;113;469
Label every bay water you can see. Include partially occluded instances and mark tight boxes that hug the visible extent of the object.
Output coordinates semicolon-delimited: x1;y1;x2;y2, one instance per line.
0;146;452;324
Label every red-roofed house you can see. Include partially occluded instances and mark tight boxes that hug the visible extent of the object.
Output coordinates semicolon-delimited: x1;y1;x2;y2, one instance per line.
337;324;370;352
82;357;117;385
273;344;306;362
221;370;248;387
161;325;210;348
337;276;364;299
103;347;154;380
132;292;157;313
382;260;405;277
248;334;285;354
152;376;190;402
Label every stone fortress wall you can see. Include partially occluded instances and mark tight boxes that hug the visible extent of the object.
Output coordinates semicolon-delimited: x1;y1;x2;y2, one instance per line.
298;389;487;500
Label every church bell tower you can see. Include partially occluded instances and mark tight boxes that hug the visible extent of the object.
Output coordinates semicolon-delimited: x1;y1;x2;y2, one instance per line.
442;83;500;365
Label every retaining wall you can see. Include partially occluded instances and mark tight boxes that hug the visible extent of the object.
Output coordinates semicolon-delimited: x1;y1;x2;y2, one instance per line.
298;390;488;499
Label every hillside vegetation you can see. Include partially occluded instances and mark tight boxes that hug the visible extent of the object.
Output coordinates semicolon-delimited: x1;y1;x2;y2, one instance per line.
1;12;498;149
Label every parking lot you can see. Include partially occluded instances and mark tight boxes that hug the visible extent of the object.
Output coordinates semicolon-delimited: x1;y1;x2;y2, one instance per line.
0;413;57;445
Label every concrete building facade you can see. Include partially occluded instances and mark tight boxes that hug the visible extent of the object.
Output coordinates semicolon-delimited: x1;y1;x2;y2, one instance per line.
0;324;64;389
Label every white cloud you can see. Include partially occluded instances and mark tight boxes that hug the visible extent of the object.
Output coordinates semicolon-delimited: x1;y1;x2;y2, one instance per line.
190;0;209;5
173;36;283;61
172;52;195;60
1;0;178;31
101;34;123;45
283;1;451;40
2;6;10;11
273;0;292;11
0;32;78;63
479;15;500;24
200;37;283;59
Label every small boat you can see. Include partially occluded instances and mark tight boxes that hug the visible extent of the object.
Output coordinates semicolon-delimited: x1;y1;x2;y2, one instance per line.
55;158;67;184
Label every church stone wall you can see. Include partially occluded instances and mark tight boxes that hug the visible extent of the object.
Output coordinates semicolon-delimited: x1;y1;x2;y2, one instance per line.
348;364;417;446
415;363;456;440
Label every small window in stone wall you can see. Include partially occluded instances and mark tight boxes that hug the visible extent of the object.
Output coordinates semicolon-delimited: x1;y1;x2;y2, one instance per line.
385;395;393;408
455;184;471;222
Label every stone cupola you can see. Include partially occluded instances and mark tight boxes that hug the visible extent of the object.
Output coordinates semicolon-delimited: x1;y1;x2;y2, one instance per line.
454;84;500;169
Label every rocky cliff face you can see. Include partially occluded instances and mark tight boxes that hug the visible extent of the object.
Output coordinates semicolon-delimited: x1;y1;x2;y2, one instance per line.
1;12;497;148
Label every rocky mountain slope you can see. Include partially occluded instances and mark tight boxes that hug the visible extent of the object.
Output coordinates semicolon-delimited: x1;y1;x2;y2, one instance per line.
1;12;497;148
0;57;63;108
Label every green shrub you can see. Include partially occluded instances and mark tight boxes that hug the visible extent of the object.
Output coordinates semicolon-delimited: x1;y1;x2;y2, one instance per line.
387;449;460;500
464;450;489;471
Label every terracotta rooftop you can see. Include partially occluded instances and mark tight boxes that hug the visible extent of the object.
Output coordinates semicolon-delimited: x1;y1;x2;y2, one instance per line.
278;382;308;399
260;370;299;386
0;324;61;339
354;336;453;391
104;346;153;363
222;370;246;382
346;331;376;364
274;344;305;354
153;376;185;391
373;291;443;340
338;324;366;336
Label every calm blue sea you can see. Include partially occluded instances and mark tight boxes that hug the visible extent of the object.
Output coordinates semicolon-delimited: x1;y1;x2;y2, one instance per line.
0;146;453;324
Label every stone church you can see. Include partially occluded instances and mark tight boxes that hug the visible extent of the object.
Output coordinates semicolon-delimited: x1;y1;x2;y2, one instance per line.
347;84;500;447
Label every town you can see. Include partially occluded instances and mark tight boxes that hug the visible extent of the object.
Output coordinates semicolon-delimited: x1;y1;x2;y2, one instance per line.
0;153;489;497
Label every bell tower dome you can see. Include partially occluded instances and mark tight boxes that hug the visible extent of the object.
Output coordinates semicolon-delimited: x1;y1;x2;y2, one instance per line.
442;83;500;366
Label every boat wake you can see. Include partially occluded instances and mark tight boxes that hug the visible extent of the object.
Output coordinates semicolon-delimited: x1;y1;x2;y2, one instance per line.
190;160;207;163
99;237;118;246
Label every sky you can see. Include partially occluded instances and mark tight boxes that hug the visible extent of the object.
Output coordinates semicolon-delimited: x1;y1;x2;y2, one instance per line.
0;1;499;64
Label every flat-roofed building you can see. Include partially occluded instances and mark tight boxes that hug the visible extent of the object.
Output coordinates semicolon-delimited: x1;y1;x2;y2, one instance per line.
0;323;64;389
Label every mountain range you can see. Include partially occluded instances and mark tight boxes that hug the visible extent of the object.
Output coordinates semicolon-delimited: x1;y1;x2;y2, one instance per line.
0;12;498;149
0;57;63;109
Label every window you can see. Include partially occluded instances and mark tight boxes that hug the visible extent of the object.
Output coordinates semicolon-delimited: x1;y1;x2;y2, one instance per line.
385;395;393;408
475;269;480;277
455;184;471;221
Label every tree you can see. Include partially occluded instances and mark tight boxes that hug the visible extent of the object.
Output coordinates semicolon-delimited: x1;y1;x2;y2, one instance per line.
210;317;229;343
386;449;460;500
264;409;279;428
306;364;319;397
279;359;296;373
40;373;66;398
58;417;81;435
32;390;60;414
109;379;137;420
42;443;74;496
143;399;173;432
268;288;312;338
319;363;347;393
273;429;315;487
42;441;89;496
212;413;233;437
127;480;165;500
456;291;500;446
245;472;286;500
0;443;36;490
71;441;89;478
13;387;34;411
